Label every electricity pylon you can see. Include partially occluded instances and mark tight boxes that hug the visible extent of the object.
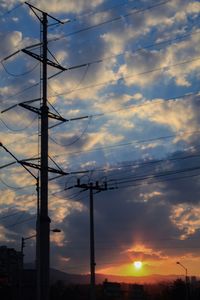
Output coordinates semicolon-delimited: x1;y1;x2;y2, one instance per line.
1;3;112;300
1;3;68;299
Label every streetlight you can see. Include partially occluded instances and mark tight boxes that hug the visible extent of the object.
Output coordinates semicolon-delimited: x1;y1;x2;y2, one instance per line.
20;229;60;300
21;229;61;263
176;261;188;278
176;261;189;300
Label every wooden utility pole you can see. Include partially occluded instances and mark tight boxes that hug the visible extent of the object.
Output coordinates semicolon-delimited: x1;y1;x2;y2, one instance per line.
75;180;107;300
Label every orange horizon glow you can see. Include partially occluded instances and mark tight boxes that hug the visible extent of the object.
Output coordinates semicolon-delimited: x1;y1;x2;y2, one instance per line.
96;243;200;279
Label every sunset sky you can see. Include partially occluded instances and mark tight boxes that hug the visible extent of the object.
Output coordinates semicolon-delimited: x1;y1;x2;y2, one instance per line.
0;0;200;280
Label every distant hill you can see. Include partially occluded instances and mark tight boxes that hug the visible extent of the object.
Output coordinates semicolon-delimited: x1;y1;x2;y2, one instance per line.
24;263;197;285
50;268;90;284
50;270;187;285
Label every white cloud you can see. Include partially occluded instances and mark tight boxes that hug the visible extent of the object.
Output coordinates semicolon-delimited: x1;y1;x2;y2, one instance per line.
30;0;105;14
170;203;200;239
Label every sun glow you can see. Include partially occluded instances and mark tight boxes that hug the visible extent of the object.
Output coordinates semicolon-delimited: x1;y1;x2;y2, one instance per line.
134;261;142;269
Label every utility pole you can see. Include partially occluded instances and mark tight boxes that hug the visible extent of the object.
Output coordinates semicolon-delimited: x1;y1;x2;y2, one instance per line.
9;3;66;300
75;179;107;300
0;143;39;300
1;3;113;300
39;11;49;300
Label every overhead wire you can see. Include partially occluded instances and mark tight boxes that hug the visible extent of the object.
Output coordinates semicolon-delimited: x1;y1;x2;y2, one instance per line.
47;63;90;97
49;55;200;98
48;151;200;200
49;90;200;128
57;0;135;27
7;210;27;227
0;197;36;213
110;171;200;191
0;115;38;132
47;27;200;98
49;4;199;55
0;1;25;18
4;153;199;225
0;175;35;190
0;0;186;78
1;1;199;231
49;189;87;202
1;61;40;77
2;16;199;72
86;91;200;119
2;29;198;105
0;189;37;225
54;0;171;39
0;210;26;221
4;89;197;149
6;215;36;228
49;116;92;147
56;28;200;77
0;0;197;93
2;163;200;229
20;0;170;46
51;128;200;158
1;82;40;105
105;165;200;188
71;151;200;179
107;164;200;186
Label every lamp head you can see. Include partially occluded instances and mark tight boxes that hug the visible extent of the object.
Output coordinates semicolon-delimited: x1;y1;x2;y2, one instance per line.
51;228;61;233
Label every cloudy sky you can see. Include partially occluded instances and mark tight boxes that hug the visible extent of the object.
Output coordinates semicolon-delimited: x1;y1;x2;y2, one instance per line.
0;0;200;279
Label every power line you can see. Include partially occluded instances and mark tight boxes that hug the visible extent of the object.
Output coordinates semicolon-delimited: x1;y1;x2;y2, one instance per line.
0;115;38;132
112;171;200;192
0;197;36;213
67;28;200;73
0;175;35;190
1;0;193;67
51;129;200;158
56;0;171;38
8;24;198;93
2;32;198;106
6;215;36;228
107;164;200;186
73;151;200;178
0;1;24;18
0;210;26;221
1;61;40;77
2;90;198;149
49;149;200;187
47;64;90;99
57;0;136;27
53;90;200;124
49;116;92;147
49;56;200;98
47;27;200;98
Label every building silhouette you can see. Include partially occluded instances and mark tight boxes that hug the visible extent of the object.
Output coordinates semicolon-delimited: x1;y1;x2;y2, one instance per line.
0;245;23;299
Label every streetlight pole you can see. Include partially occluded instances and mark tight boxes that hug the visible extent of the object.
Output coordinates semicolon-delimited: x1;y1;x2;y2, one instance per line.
176;261;189;300
21;229;61;259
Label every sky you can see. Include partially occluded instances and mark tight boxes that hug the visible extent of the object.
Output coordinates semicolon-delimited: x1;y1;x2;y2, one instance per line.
0;0;200;280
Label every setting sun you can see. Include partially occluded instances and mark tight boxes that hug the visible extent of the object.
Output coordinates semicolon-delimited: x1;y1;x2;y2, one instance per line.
133;261;143;269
